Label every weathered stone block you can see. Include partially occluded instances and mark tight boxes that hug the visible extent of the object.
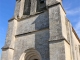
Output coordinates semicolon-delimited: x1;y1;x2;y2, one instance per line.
1;49;14;60
60;5;67;40
30;0;37;15
49;4;64;41
49;40;65;60
19;0;25;18
46;0;62;7
3;20;17;49
14;0;21;18
16;11;49;35
64;41;71;60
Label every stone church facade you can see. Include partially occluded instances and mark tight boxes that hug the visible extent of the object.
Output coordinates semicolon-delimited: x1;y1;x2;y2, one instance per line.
1;0;80;60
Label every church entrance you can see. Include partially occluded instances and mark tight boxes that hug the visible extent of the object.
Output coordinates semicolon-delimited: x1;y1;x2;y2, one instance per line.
25;57;39;60
25;54;40;60
19;49;41;60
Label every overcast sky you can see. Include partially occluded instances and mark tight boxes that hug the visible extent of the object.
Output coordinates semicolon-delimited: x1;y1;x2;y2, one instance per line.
0;0;80;59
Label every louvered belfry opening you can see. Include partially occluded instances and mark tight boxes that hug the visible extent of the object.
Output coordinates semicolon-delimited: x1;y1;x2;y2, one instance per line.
37;0;46;12
23;0;31;15
23;0;46;15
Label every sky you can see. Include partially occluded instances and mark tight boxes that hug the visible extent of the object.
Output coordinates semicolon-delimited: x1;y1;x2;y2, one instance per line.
0;0;80;59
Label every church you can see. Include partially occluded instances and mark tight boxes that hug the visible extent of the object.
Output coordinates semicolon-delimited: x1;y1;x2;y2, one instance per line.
1;0;80;60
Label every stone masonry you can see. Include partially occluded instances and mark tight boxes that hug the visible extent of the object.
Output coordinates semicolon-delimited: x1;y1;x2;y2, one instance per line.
1;0;80;60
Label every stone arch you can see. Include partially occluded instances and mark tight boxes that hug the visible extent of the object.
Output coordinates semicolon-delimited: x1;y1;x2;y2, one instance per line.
19;49;42;60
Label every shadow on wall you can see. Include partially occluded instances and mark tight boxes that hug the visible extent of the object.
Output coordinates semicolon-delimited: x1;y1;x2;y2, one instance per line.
13;11;50;60
32;11;50;60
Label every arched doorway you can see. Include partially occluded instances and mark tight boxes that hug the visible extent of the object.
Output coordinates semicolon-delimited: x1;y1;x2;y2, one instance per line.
19;49;41;60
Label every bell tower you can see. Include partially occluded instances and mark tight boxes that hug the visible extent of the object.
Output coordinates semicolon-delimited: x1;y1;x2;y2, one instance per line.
1;0;74;60
14;0;47;18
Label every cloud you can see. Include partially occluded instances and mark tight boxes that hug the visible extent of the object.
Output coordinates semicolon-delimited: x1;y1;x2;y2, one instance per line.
74;20;80;38
63;2;80;16
65;8;80;15
63;3;72;10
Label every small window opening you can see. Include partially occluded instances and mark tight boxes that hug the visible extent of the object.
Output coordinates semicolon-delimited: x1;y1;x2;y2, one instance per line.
34;59;38;60
40;0;44;3
37;0;46;12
